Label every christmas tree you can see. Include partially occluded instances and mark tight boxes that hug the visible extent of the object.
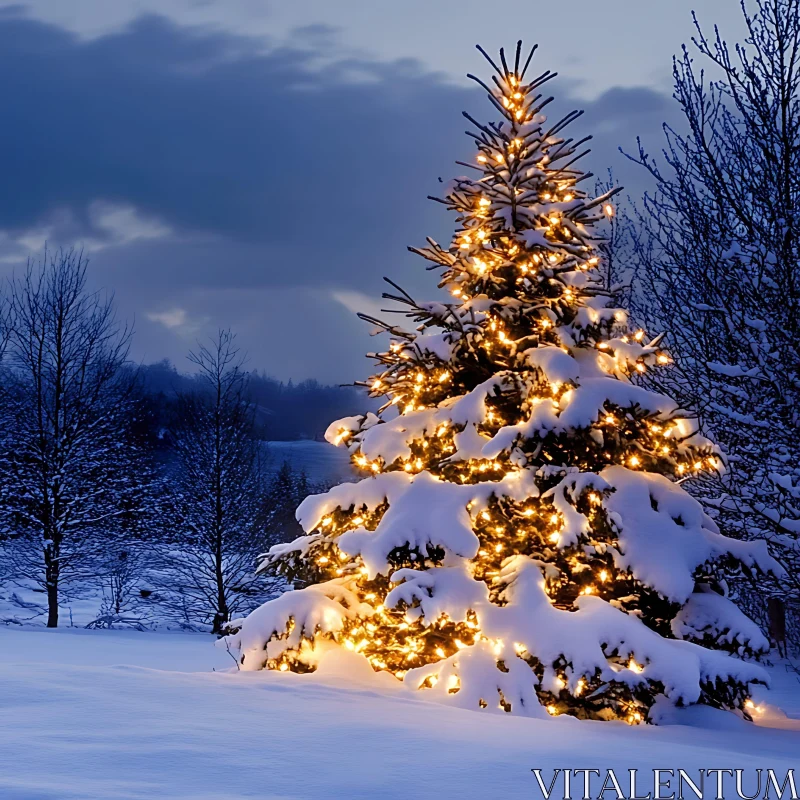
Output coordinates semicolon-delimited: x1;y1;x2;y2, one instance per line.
225;43;782;723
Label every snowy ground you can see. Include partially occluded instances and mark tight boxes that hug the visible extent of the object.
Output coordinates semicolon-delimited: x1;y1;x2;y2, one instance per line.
0;627;798;800
266;440;354;485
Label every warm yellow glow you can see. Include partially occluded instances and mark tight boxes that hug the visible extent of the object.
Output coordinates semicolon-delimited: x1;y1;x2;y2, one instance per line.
604;204;615;217
599;570;609;582
628;658;643;673
634;330;645;341
279;663;289;672
629;455;641;468
546;705;558;715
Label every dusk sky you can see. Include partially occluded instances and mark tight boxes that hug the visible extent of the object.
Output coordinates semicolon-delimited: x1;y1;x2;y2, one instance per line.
0;1;742;382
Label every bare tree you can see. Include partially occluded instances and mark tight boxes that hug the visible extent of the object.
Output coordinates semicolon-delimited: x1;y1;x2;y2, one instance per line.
0;249;147;627
157;330;269;632
626;0;800;625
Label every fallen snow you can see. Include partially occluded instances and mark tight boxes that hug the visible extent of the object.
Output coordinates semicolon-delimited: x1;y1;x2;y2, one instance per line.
0;627;798;800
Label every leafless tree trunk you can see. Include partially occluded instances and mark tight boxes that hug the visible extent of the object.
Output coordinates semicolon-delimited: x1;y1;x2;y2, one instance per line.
158;330;269;633
625;0;800;624
0;248;143;627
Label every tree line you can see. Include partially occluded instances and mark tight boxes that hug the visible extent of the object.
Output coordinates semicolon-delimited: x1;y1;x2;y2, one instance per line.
0;250;338;631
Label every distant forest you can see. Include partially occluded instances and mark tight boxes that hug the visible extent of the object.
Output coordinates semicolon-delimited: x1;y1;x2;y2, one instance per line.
136;359;368;443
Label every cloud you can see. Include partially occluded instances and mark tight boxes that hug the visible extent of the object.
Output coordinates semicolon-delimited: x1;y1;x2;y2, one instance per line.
331;289;387;323
0;10;677;379
146;307;192;330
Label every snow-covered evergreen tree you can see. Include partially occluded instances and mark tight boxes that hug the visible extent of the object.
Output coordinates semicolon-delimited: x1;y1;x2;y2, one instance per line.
226;43;782;722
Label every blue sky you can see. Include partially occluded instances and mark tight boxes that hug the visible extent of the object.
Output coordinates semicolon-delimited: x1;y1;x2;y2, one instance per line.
0;1;742;381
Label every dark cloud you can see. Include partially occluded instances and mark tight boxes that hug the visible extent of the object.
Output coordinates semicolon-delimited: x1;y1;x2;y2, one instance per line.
0;10;677;379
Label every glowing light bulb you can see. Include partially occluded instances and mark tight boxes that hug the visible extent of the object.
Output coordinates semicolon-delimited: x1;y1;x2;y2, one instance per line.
604;204;615;217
